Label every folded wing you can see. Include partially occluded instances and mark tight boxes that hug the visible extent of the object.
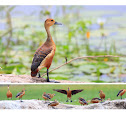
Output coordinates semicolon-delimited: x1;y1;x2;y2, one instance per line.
44;94;51;99
31;45;52;72
117;89;123;97
16;92;22;98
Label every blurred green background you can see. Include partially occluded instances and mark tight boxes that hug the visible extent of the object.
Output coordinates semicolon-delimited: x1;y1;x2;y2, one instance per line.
0;84;126;105
0;5;126;82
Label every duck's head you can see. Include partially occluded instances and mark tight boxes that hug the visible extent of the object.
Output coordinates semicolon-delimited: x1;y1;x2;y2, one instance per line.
107;98;111;101
78;97;83;100
99;90;103;93
68;87;70;91
87;100;91;103
44;18;62;27
54;99;57;102
22;88;26;92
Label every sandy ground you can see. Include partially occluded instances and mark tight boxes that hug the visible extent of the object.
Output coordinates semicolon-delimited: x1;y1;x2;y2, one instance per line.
0;99;126;109
0;74;85;83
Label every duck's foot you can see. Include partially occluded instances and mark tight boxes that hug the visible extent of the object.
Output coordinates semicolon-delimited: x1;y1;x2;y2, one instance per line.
37;71;41;78
47;80;60;83
45;101;47;104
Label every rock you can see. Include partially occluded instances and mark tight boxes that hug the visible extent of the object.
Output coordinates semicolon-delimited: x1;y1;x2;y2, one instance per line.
0;74;84;83
0;100;83;109
0;99;126;109
83;99;126;109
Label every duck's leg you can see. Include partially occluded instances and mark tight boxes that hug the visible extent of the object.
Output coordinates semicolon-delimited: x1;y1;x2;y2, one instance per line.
70;98;72;102
38;71;41;78
46;69;60;83
66;97;68;102
47;69;49;82
20;98;23;102
100;99;103;103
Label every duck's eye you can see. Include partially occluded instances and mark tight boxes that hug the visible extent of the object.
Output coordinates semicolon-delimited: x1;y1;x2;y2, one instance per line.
51;20;53;21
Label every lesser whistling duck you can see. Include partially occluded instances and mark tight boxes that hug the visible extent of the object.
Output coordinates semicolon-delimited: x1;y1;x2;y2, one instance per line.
42;92;51;102
89;98;102;103
107;98;111;101
79;97;88;106
16;88;26;102
48;100;59;108
47;93;55;99
117;89;126;99
53;87;83;102
31;18;62;82
99;90;105;100
6;85;12;99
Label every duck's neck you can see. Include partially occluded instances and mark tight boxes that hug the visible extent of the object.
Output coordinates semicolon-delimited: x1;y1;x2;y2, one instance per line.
45;25;53;42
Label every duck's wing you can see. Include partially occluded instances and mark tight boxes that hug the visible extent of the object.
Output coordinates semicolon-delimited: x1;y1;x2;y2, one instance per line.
16;92;22;98
82;99;88;104
81;98;86;101
71;89;83;95
92;98;102;100
117;89;123;97
31;44;53;72
44;94;51;99
53;89;67;95
48;101;55;106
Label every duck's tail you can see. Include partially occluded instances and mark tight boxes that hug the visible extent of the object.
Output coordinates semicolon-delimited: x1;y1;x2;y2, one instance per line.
31;68;39;77
117;93;119;97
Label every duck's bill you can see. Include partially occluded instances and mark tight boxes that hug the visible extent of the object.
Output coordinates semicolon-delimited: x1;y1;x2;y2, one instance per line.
54;21;62;25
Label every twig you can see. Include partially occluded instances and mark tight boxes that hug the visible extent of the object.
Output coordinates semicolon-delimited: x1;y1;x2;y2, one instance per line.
0;28;13;38
41;55;125;77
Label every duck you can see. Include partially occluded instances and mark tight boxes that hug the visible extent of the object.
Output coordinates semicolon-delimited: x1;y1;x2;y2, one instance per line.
48;100;59;108
42;92;51;102
16;88;26;102
6;85;12;99
88;98;102;103
117;89;126;99
99;90;105;100
47;93;55;99
53;87;83;102
79;97;88;106
31;18;62;82
107;98;111;101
